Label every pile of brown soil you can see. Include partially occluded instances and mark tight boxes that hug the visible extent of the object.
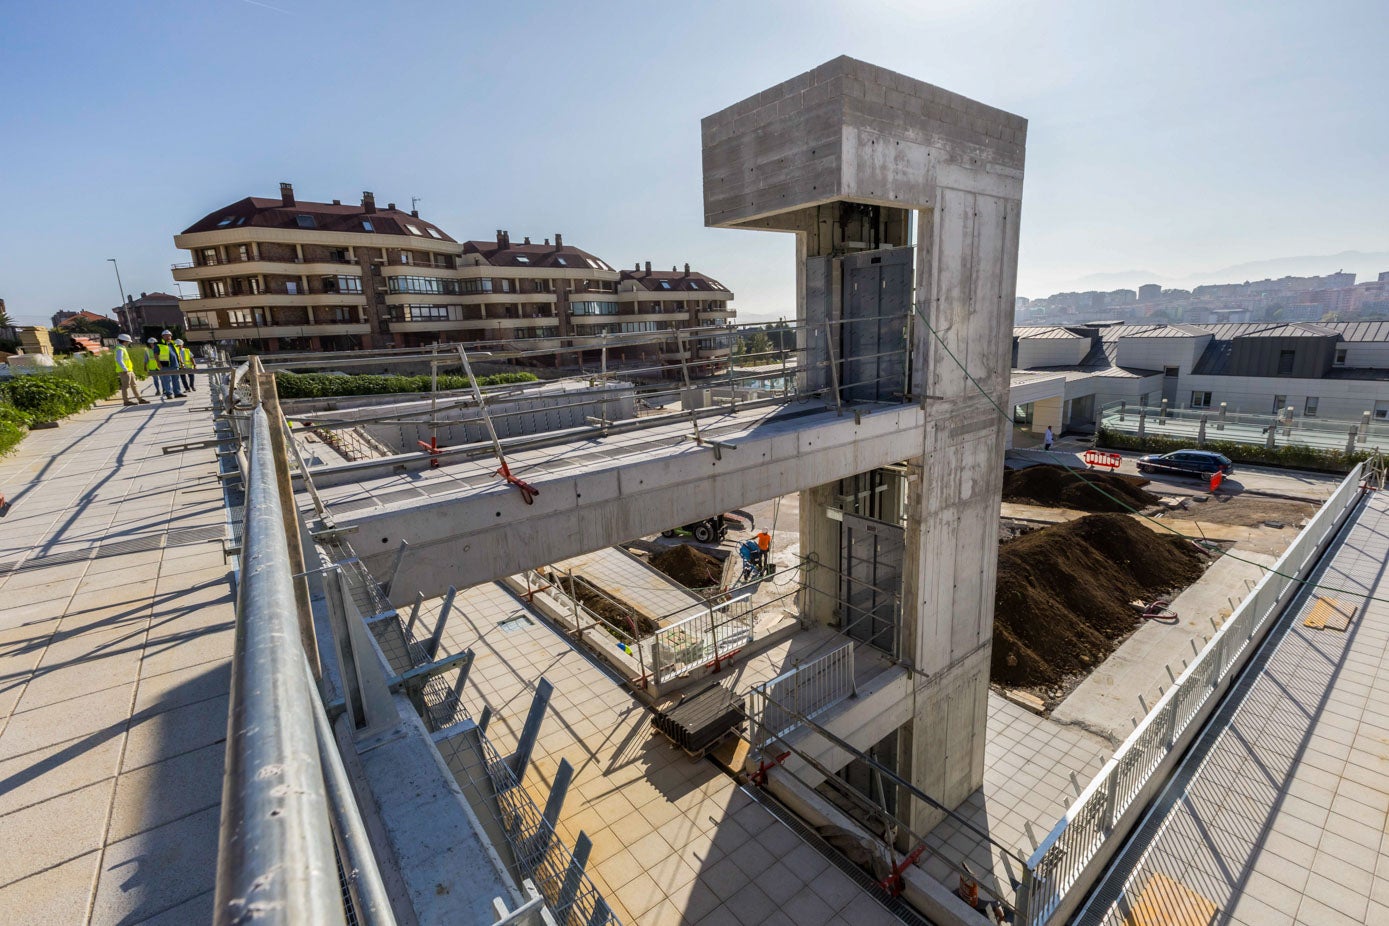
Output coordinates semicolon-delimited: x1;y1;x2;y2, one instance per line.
992;513;1208;688
1002;465;1162;513
649;544;723;589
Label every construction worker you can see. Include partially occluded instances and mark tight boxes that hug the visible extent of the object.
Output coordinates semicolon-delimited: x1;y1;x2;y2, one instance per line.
737;531;772;581
175;339;196;393
114;334;149;406
144;338;161;398
154;330;184;399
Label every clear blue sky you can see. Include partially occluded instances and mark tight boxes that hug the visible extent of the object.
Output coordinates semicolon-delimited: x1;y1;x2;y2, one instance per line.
2;0;1386;325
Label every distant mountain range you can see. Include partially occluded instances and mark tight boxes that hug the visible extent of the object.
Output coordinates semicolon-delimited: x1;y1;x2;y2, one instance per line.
1062;251;1389;294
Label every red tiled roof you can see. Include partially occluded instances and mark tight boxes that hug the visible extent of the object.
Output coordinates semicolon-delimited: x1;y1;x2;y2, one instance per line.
619;268;729;293
181;196;455;242
56;310;115;329
461;240;612;271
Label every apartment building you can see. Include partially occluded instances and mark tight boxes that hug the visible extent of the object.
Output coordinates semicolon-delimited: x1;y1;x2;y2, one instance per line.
173;184;735;368
1014;321;1389;431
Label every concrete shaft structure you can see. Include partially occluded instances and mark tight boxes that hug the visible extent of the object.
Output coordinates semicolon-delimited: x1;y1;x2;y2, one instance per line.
704;55;1025;832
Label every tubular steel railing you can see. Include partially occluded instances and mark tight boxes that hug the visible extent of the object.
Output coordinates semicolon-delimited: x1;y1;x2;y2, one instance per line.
214;404;395;926
1018;463;1368;926
651;594;756;684
745;642;857;750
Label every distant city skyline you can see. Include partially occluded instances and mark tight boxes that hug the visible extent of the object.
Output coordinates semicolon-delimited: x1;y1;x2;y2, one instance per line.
2;0;1386;326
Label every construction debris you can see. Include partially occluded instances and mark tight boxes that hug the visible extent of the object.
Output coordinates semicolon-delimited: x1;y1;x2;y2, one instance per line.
992;513;1208;688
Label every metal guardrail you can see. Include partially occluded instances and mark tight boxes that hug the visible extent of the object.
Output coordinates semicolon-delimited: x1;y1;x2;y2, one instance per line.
1099;400;1389;454
214;403;396;926
651;594;755;684
1018;462;1368;926
746;642;856;750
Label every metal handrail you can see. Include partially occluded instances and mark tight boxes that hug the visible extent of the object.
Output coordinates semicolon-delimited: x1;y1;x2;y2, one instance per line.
215;405;344;925
1019;462;1368;925
214;404;396;925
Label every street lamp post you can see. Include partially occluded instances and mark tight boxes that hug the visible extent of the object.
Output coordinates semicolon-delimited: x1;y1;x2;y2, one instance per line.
107;258;126;330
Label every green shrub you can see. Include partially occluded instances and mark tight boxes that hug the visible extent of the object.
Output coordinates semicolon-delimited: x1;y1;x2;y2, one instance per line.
1097;427;1374;474
0;403;26;456
0;376;96;422
275;370;539;399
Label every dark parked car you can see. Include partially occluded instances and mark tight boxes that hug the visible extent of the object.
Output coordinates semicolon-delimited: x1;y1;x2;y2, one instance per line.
1136;450;1234;479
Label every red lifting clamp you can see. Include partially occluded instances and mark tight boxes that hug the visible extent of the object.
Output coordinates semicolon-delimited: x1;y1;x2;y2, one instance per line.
879;842;928;897
750;751;790;788
496;460;540;505
417;436;442;469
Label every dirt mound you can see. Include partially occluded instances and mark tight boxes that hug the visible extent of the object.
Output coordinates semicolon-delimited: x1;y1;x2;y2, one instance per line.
992;513;1208;688
554;575;657;639
1002;465;1162;513
649;544;723;589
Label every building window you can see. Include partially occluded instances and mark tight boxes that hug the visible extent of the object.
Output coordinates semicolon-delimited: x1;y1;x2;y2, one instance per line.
285;281;299;295
1335;348;1348;365
186;314;212;329
323;275;362;294
216;215;235;227
1163;366;1178;378
1304;397;1319;417
387;276;460;295
1272;395;1286;414
555;256;568;266
362;220;374;232
427;228;443;239
1375;401;1389;420
459;279;493;294
237;245;250;261
201;248;219;266
324;307;356;323
659;281;673;290
1277;349;1295;374
513;255;531;264
228;309;259;327
295;215;316;229
405;224;422;235
571;300;618;316
1191;391;1212;408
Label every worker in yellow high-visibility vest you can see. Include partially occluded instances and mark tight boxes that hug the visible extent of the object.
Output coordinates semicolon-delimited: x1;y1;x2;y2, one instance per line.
114;334;149;406
144;338;160;400
153;330;184;400
175;339;196;393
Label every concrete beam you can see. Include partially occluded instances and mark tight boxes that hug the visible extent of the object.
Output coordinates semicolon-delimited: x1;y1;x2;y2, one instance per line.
335;403;925;602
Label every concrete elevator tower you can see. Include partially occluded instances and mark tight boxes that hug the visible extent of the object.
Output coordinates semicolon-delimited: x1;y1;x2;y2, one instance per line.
702;57;1026;833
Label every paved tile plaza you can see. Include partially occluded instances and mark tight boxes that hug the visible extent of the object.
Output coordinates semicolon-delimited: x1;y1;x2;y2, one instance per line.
0;395;232;925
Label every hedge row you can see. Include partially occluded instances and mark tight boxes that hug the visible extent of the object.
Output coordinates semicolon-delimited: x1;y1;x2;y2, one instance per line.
1097;427;1375;474
275;370;539;399
0;353;134;455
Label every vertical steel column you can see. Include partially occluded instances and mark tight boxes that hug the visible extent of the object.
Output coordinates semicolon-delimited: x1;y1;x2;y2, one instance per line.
426;586;457;660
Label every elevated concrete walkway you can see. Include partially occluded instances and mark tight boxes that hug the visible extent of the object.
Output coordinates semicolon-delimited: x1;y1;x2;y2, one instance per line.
1081;488;1389;926
0;395;231;925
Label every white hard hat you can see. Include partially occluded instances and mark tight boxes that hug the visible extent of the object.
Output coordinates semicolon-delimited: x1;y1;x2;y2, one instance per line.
117;334;132;342
147;337;157;344
161;329;172;336
174;339;184;346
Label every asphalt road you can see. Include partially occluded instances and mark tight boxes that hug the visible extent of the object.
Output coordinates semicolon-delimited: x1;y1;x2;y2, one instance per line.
1051;439;1343;502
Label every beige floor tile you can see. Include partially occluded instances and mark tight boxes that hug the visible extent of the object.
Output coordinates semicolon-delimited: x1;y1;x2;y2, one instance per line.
0;778;114;885
0;850;99;926
107;741;223;842
0;683;136;762
0;724;124;817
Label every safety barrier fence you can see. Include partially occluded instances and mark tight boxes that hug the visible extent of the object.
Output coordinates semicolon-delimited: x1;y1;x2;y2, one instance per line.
1018;462;1368;926
745;643;856;750
650;594;755;684
1099;401;1389;454
473;728;622;926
